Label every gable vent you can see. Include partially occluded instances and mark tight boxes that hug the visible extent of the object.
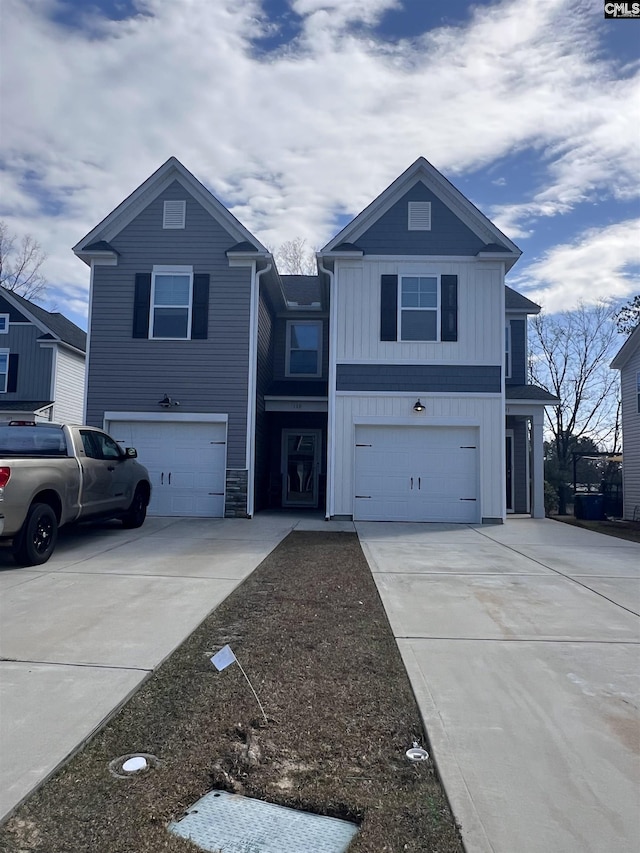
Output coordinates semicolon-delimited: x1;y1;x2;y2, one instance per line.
408;201;431;231
163;200;186;229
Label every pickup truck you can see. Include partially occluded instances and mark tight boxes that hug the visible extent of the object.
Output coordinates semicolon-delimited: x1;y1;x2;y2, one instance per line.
0;423;151;566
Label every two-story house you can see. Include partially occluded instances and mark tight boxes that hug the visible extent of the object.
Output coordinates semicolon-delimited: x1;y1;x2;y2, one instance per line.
73;156;556;522
611;324;640;520
0;289;86;425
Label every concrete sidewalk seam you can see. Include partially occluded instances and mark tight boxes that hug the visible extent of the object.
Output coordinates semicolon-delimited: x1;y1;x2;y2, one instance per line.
0;657;152;672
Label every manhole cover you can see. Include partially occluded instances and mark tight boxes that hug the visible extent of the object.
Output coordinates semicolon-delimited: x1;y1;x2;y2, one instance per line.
168;790;359;853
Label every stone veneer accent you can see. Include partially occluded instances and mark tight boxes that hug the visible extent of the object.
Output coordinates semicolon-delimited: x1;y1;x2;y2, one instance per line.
225;469;248;518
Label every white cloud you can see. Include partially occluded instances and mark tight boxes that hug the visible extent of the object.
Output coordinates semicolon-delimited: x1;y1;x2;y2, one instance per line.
510;219;640;313
0;0;638;325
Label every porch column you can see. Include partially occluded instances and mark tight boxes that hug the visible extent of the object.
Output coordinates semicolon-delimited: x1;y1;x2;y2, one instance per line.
531;411;545;518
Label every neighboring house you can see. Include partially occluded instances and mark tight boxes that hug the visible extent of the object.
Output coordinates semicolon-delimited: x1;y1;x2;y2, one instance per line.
74;156;556;522
611;324;640;520
0;289;86;425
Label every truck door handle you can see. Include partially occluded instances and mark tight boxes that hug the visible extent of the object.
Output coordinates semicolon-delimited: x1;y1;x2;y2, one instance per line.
107;465;115;472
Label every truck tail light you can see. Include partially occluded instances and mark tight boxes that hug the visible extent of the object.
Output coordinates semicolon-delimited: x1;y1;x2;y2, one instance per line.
0;467;10;488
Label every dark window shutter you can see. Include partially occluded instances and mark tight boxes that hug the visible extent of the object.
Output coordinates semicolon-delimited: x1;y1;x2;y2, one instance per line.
7;354;19;392
441;275;458;342
191;274;210;340
380;275;398;341
132;273;152;338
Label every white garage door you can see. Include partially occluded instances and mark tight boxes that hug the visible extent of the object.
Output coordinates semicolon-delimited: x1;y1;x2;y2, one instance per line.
354;425;479;523
108;420;227;517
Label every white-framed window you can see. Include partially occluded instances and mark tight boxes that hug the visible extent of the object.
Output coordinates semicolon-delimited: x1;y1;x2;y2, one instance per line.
0;349;9;393
286;320;322;377
408;201;431;231
163;200;186;229
505;322;512;379
0;314;9;334
399;275;439;341
150;266;193;340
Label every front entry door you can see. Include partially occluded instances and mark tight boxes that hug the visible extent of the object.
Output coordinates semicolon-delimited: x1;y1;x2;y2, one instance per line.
282;430;320;508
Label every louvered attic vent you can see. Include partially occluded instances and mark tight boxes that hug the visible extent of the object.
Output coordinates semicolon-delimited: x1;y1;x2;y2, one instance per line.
163;200;186;229
408;201;431;231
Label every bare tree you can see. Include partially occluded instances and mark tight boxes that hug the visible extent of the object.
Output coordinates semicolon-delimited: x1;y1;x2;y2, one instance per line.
615;294;639;336
273;237;317;275
0;221;47;301
530;301;620;513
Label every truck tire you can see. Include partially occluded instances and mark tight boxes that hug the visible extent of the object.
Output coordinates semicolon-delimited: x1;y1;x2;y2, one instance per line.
122;486;147;529
14;503;58;566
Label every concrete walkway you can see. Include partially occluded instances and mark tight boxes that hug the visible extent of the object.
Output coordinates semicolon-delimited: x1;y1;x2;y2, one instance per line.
357;518;640;853
0;513;353;822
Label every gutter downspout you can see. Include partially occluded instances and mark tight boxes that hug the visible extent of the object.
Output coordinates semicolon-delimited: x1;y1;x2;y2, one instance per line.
317;255;335;520
246;261;272;518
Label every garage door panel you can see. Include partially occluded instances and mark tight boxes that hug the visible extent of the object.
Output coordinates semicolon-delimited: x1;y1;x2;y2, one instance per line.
354;425;479;523
107;420;227;518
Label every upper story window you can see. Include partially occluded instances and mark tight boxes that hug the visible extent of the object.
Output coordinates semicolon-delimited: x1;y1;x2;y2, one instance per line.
163;200;186;229
399;276;438;341
286;320;322;377
0;349;8;392
408;201;431;231
505;323;512;379
150;266;193;340
0;315;9;334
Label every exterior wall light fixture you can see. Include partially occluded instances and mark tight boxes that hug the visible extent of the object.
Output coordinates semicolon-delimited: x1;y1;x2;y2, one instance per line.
158;394;180;408
413;399;425;413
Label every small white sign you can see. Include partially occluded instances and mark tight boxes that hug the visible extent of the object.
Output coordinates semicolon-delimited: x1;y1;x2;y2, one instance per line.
211;644;237;672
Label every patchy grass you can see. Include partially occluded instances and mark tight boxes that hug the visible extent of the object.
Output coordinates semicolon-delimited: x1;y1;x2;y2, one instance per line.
552;515;640;544
0;532;463;853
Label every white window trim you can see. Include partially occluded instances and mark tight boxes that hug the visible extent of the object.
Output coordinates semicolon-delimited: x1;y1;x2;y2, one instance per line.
163;200;186;229
285;320;323;378
0;348;9;393
398;274;440;342
149;265;193;341
636;370;640;414
0;314;9;334
505;322;512;379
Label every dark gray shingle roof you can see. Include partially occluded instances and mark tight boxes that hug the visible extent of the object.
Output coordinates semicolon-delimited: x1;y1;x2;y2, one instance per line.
505;286;541;314
3;290;87;352
280;275;322;306
506;385;559;402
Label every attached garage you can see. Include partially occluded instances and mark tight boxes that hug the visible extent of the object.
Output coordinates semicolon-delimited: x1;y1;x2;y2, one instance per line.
354;425;479;522
106;417;227;517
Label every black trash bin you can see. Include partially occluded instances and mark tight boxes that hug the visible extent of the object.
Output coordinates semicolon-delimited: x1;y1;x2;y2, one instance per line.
574;493;604;520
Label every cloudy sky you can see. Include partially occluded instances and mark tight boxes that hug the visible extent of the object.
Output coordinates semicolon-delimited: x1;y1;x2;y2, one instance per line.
1;0;638;330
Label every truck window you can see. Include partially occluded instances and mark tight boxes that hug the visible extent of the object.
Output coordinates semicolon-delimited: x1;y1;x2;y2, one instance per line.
0;426;68;456
80;430;122;461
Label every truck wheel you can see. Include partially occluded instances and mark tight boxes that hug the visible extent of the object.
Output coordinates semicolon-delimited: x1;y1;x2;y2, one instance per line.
14;503;58;566
122;486;147;529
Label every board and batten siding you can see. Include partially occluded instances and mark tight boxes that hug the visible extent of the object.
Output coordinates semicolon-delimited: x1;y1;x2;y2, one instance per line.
1;324;53;401
332;394;504;520
86;180;252;469
52;346;85;424
620;347;640;520
334;259;504;366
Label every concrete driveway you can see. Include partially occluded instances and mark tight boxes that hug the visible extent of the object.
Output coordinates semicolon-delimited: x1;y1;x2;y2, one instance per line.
0;513;332;821
357;518;640;853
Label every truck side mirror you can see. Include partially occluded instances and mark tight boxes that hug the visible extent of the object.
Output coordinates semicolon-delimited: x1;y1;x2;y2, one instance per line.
125;447;138;458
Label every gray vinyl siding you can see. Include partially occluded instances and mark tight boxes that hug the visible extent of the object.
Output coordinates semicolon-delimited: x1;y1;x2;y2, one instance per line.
1;323;52;400
507;416;529;513
255;288;275;510
272;314;329;381
336;363;501;393
355;183;487;256
620;349;640;520
507;318;527;385
86;180;251;468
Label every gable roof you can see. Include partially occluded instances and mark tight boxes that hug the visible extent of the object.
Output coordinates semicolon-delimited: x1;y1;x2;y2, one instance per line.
0;289;86;352
320;157;521;269
611;323;640;370
280;275;322;307
73;157;269;264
